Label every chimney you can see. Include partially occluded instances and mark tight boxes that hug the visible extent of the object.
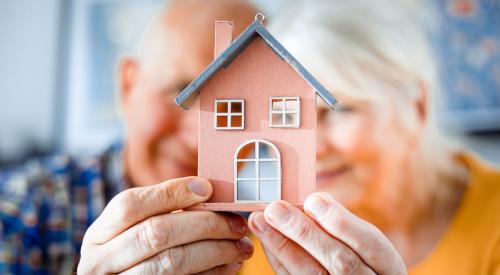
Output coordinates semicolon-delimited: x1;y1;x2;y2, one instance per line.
214;21;234;59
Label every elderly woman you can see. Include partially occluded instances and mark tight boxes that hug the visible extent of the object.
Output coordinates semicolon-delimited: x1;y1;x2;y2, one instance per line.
242;0;500;274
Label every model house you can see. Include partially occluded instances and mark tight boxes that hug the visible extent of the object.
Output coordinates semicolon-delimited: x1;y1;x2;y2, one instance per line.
176;14;336;210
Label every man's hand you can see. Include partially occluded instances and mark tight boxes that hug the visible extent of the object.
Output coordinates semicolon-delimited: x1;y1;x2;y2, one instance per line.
248;192;406;275
78;177;253;274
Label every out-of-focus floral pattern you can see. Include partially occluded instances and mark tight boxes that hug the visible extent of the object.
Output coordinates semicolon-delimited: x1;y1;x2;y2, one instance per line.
432;0;500;131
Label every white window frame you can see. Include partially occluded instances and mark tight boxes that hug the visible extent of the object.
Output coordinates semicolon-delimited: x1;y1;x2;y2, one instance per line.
214;99;245;130
269;96;300;128
234;139;281;203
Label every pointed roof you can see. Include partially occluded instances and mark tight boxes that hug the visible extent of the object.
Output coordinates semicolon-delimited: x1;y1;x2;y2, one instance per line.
175;19;337;110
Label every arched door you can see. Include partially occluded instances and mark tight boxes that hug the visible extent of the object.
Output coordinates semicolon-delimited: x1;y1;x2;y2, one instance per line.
234;139;281;202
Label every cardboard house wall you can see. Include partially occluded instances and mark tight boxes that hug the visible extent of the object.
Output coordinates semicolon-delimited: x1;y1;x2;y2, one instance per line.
176;18;336;206
199;35;317;203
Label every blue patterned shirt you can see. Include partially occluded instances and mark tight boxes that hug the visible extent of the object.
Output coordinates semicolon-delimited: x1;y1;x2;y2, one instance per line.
0;143;129;274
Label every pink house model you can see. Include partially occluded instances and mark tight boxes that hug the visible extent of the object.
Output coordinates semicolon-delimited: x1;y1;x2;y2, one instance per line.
176;14;337;211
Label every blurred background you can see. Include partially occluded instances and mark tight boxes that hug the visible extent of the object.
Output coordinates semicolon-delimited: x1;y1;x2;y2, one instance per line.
0;0;499;167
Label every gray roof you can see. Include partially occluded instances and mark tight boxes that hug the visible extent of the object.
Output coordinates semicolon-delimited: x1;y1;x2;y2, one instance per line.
175;20;337;110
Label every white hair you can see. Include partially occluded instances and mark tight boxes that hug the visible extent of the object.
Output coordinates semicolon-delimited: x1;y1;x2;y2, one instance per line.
270;0;467;194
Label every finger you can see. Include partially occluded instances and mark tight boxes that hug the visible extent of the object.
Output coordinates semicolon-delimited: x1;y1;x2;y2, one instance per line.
262;248;291;275
193;262;243;275
248;212;325;275
101;211;247;272
120;238;253;275
304;192;406;275
84;176;212;245
264;201;376;275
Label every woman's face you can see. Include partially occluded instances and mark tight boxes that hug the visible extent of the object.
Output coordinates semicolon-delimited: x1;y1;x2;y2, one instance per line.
316;95;416;209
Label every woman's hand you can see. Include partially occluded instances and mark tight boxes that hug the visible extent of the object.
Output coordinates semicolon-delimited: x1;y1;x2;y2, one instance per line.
78;177;253;275
248;192;406;275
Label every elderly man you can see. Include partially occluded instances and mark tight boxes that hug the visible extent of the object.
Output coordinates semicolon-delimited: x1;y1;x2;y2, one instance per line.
0;0;257;274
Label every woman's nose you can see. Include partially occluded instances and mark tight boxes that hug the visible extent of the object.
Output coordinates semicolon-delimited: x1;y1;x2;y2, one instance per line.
316;107;334;158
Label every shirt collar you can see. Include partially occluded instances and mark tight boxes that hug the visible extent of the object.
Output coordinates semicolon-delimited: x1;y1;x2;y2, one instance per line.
102;141;131;201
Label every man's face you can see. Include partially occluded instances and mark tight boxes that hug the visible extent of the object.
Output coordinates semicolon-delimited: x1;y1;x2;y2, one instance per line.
120;24;213;186
119;0;256;186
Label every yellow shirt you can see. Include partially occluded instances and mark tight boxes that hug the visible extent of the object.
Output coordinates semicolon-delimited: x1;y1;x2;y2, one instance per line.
240;155;500;274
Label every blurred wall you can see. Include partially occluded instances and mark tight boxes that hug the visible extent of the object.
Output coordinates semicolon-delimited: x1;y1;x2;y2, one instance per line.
0;0;62;163
0;0;498;167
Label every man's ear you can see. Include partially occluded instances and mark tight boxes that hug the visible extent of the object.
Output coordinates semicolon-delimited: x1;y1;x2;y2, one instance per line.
118;57;139;107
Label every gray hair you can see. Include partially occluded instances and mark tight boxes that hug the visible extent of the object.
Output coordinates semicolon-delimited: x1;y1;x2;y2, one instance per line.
271;0;467;192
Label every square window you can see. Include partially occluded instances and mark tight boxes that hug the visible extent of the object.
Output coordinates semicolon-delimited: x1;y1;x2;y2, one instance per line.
271;99;285;111
285;99;299;112
232;101;242;113
270;97;300;128
271;113;283;126
237;160;256;178
260;160;278;178
285;113;299;126
214;99;244;130
237;180;257;200
217;102;228;113
259;180;280;201
216;115;228;128
231;115;243;128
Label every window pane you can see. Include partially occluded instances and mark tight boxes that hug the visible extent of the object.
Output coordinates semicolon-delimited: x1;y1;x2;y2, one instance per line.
216;115;228;127
259;143;277;159
216;101;228;113
271;99;284;111
232;101;243;113
231;115;243;128
271;113;283;126
237;180;257;200
260;160;278;178
285;113;299;126
236;160;256;178
237;142;255;159
285;99;299;112
260;180;279;201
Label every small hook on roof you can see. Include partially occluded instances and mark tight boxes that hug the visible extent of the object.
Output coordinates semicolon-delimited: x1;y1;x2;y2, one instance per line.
255;12;265;24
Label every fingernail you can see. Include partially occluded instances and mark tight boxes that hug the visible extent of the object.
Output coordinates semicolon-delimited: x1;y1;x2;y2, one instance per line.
252;212;270;233
237;237;254;255
228;214;247;235
306;195;329;218
266;202;291;225
188;178;210;196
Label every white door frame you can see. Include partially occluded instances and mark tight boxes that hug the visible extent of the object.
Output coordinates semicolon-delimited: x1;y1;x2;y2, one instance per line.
233;139;281;202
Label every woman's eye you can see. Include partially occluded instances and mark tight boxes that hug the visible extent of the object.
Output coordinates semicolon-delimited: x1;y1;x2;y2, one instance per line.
317;103;358;122
333;104;355;113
